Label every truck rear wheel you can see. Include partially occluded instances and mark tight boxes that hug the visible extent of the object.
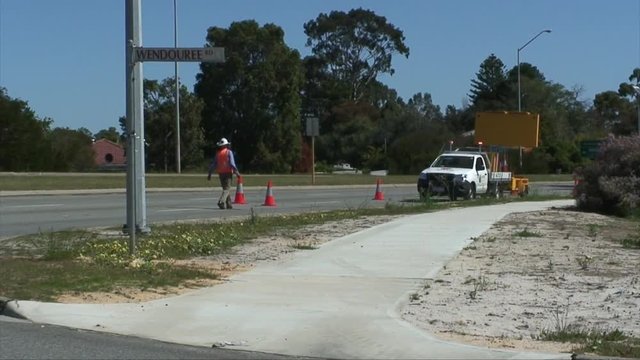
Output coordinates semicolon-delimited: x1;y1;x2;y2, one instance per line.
492;184;502;199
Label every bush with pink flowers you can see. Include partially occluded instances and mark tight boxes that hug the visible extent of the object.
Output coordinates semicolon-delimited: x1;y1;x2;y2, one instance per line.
575;135;640;216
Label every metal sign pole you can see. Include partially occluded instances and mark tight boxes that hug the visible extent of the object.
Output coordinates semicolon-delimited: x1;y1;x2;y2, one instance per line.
132;0;149;235
305;116;319;185
125;2;224;252
174;0;181;174
311;135;315;185
125;0;138;253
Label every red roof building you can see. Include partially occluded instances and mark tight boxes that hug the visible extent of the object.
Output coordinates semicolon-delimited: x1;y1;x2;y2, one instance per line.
92;139;126;168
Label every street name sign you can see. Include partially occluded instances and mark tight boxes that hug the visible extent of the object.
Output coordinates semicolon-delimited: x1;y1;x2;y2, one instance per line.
133;47;224;63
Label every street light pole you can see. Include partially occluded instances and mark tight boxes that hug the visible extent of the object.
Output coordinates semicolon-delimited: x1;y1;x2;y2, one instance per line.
174;0;181;173
517;29;551;169
633;85;640;135
517;29;552;112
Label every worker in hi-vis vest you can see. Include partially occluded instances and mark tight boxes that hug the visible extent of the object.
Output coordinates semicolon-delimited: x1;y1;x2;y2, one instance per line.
207;137;240;209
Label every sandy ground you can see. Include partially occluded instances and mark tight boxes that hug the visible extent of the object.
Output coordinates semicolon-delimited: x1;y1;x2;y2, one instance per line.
401;208;640;353
54;207;640;353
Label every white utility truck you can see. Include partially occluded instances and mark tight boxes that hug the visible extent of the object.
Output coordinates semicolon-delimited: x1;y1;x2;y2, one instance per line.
417;149;525;200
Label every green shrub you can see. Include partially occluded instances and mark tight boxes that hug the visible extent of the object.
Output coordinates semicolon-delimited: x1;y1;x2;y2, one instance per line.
575;135;640;216
314;161;333;173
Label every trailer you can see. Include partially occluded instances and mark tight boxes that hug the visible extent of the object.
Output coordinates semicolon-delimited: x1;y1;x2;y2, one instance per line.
485;150;529;198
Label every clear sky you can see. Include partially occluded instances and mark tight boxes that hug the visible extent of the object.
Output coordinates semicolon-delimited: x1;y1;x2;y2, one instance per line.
1;0;639;134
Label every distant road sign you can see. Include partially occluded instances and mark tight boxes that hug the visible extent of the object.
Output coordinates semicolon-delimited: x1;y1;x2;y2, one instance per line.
305;117;319;137
133;47;224;63
580;139;604;159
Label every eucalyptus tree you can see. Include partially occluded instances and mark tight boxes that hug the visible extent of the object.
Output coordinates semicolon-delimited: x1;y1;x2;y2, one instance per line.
616;67;640;135
594;91;636;135
195;20;304;173
0;87;52;171
316;100;380;168
618;67;640;94
406;92;443;125
94;127;121;143
143;78;205;172
302;9;409;169
48;127;95;171
303;8;410;103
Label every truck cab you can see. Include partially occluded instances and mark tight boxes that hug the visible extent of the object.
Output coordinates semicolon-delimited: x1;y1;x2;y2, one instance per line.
417;151;489;200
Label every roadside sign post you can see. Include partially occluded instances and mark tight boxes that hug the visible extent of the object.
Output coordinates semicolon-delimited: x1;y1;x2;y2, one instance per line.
125;0;224;254
125;0;143;253
305;117;320;185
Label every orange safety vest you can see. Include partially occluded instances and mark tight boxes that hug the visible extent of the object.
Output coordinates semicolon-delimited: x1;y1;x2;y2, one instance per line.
215;148;232;174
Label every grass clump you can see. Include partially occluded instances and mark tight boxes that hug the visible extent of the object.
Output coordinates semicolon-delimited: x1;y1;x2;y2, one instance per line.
289;242;317;250
540;327;640;358
539;302;640;358
621;228;640;249
513;228;542;238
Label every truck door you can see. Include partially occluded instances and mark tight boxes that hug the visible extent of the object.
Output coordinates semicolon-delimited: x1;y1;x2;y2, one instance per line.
475;157;489;193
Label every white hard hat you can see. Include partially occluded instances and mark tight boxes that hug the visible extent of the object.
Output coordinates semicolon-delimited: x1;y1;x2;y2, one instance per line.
216;138;230;147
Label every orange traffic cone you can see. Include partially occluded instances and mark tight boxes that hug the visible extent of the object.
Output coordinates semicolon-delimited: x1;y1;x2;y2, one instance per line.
373;178;385;201
263;180;277;206
233;176;247;204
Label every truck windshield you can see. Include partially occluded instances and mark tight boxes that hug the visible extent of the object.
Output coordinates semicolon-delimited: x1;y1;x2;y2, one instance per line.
432;155;474;169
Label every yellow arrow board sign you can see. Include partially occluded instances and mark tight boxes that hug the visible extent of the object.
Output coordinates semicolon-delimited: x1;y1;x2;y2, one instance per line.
133;47;224;63
475;111;540;148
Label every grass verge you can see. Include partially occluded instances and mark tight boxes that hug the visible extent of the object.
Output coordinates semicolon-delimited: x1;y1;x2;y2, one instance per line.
0;173;573;191
0;173;417;191
1;259;216;302
0;195;567;302
540;327;640;358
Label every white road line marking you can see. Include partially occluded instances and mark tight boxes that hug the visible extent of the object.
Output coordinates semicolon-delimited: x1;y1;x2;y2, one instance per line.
6;204;63;209
157;208;204;212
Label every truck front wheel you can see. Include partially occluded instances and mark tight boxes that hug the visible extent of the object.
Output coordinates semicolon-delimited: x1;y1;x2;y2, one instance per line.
418;186;428;200
463;182;476;200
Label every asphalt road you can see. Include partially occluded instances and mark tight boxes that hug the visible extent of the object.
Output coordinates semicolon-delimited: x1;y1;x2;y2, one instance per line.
0;182;573;239
0;185;416;238
0;316;316;360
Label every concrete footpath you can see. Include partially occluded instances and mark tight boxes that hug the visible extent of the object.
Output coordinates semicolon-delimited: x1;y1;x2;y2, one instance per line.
6;200;574;359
